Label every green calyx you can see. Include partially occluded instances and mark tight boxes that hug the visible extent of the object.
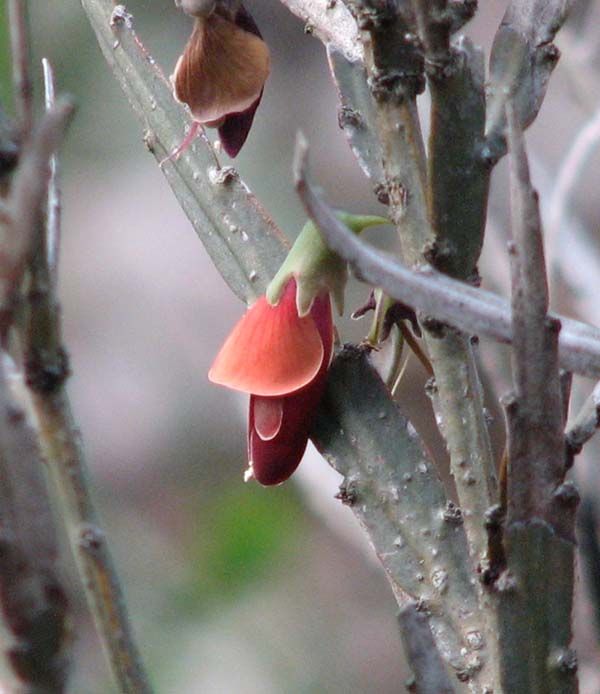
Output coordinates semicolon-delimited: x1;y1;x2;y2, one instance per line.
266;212;388;317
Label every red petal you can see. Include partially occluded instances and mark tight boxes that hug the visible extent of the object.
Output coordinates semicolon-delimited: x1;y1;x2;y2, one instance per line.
249;395;310;486
249;428;309;486
209;280;324;396
247;292;334;486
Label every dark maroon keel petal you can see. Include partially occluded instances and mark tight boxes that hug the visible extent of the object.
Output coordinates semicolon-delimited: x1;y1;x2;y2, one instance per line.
249;362;330;485
246;290;334;486
234;4;263;38
250;424;309;486
249;393;309;485
216;3;264;158
218;92;262;158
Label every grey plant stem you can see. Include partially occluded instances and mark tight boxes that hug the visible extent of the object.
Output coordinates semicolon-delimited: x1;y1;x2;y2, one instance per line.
4;20;153;689
42;59;61;285
293;132;498;693
29;390;153;694
565;380;600;459
1;99;75;331
496;103;576;694
312;345;481;682
291;157;600;379
343;3;498;600
485;0;570;162
21;132;153;694
7;0;33;139
0;356;70;692
505;102;565;525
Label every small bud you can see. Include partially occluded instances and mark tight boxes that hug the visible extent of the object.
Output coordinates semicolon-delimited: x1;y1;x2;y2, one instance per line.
266;213;387;317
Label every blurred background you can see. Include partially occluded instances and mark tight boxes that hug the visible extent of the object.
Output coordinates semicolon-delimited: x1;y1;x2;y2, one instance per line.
1;0;600;691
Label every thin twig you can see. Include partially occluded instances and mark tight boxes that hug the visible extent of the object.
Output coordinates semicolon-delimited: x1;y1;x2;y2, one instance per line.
398;602;455;694
0;354;69;691
1;99;75;335
565;380;600;461
485;0;570;162
12;85;154;694
344;1;428;261
292;138;600;376
7;0;34;139
29;390;154;694
42;58;61;286
21;104;67;396
423;31;487;280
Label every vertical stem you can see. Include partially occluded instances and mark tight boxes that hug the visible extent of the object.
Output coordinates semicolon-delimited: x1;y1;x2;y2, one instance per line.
346;5;499;689
29;390;154;694
13;38;154;694
356;5;497;577
42;58;61;285
7;0;34;139
0;358;70;692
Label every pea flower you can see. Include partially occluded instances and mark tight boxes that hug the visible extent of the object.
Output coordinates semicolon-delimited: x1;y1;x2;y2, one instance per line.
209;278;333;485
209;214;387;485
172;0;270;158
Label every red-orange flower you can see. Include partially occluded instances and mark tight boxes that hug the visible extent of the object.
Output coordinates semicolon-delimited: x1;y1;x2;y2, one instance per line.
209;278;333;485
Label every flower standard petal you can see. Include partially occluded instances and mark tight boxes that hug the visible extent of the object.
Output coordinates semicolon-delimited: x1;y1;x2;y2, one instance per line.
208;279;324;397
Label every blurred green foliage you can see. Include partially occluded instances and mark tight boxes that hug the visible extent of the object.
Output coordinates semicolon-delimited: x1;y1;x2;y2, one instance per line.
183;483;304;612
0;3;12;111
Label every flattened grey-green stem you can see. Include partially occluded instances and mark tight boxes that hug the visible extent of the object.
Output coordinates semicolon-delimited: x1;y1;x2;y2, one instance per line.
295;139;496;691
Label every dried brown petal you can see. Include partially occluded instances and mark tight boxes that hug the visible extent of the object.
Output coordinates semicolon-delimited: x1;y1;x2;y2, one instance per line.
173;14;270;125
